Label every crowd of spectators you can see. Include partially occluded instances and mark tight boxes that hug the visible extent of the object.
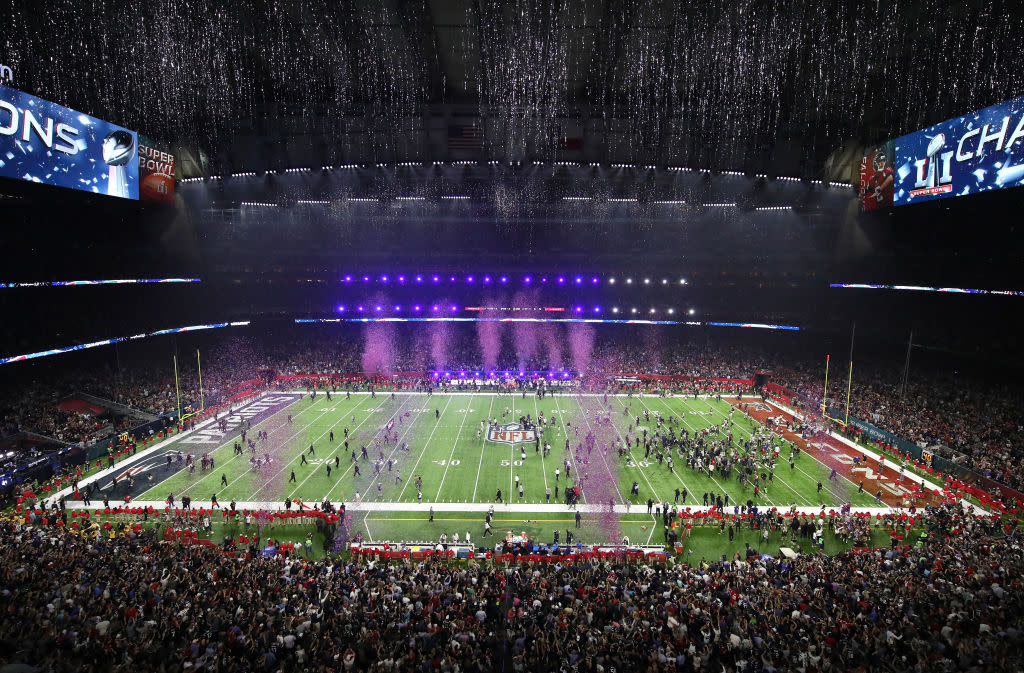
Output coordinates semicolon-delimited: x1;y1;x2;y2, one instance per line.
0;502;1019;673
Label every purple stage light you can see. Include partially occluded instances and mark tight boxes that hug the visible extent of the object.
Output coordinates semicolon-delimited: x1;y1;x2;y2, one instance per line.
413;304;421;312
363;275;370;282
483;275;492;283
593;306;601;313
357;305;365;312
375;305;383;312
450;275;456;282
575;276;582;284
381;275;388;282
474;371;480;376
432;305;440;312
450;305;457;312
592;276;599;284
488;371;495;377
394;305;401;311
398;275;405;283
541;277;548;283
524;276;532;284
432;275;440;283
344;275;352;282
338;305;346;312
557;276;565;284
467;275;474;282
460;371;466;376
575;306;583;313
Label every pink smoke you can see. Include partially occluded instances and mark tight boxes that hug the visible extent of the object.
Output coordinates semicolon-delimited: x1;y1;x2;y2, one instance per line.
361;322;396;374
568;323;595;375
541;323;563;371
428;321;452;370
476;317;502;372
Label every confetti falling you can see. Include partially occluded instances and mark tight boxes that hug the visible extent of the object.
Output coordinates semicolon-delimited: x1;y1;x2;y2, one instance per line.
2;0;1021;172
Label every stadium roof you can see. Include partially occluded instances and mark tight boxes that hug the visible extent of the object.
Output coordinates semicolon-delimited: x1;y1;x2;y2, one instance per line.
4;0;1023;178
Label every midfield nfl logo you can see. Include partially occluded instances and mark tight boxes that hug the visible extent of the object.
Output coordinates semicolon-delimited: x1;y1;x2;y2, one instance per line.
487;423;537;445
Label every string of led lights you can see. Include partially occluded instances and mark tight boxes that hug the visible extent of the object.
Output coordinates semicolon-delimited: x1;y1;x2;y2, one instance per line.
296;317;799;330
0;278;201;288
830;283;1024;297
179;161;843;186
338;274;688;286
0;322;250;366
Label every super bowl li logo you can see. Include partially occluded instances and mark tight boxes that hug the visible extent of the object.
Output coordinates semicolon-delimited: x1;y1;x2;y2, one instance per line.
487;423;537;445
911;133;953;198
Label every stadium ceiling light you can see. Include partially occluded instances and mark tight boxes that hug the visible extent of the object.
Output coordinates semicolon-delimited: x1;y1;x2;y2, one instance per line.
631;308;637;314
612;307;619;313
650;308;656;313
679;278;686;284
397;275;405;283
667;308;674;314
591;277;599;284
609;277;615;284
574;276;582;284
432;275;440;283
337;305;345;312
662;278;668;284
415;275;423;282
626;278;632;284
688;308;696;315
644;278;650;284
557;276;565;284
483;275;491;283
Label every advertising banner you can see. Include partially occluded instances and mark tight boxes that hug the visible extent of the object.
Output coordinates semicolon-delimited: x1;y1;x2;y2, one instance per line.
0;84;139;199
138;134;175;204
893;93;1024;205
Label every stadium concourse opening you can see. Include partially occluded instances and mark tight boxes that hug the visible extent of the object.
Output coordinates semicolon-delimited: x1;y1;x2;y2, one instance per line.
2;1;1024;671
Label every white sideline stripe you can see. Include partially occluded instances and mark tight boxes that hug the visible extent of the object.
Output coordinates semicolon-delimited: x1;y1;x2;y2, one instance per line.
72;500;911;516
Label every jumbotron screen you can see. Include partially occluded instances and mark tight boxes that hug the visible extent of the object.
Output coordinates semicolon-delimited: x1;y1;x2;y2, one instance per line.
892;93;1024;206
0;84;139;199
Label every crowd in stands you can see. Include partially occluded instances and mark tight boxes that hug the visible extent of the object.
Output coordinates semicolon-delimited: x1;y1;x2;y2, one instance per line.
0;501;1019;673
1;328;1021;494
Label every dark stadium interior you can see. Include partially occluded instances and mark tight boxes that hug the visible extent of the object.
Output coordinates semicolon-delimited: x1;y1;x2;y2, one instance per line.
1;1;1024;672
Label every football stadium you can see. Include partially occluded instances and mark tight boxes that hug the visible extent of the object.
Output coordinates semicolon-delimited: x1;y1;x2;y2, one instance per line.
1;2;1023;672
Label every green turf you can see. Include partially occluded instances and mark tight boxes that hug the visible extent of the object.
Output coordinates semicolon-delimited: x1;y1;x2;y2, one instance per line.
136;392;878;511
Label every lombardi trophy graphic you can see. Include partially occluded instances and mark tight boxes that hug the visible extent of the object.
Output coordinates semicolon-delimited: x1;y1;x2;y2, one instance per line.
103;130;135;198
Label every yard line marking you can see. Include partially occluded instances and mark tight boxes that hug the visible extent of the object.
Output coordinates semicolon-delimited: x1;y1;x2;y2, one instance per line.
177;399;340;499
285;394;400;500
571;394;627;505
350;395;441;503
600;397;666;504
434;392;474;500
685;397;818;506
700;397;863;505
397;394;455;502
639;395;782;508
136;394;318;500
470;396;496;501
245;395;380;500
532;394;550;499
552;394;588;504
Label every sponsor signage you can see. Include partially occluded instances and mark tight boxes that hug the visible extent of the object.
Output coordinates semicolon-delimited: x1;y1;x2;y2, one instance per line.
893;93;1024;205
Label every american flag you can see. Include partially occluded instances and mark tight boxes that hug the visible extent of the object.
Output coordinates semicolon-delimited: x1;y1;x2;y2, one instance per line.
448;125;484;149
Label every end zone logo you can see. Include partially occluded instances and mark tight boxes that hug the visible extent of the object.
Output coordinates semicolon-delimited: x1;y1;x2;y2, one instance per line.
487;423;536;445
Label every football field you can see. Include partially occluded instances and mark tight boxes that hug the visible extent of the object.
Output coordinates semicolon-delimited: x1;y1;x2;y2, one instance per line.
134;391;876;512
